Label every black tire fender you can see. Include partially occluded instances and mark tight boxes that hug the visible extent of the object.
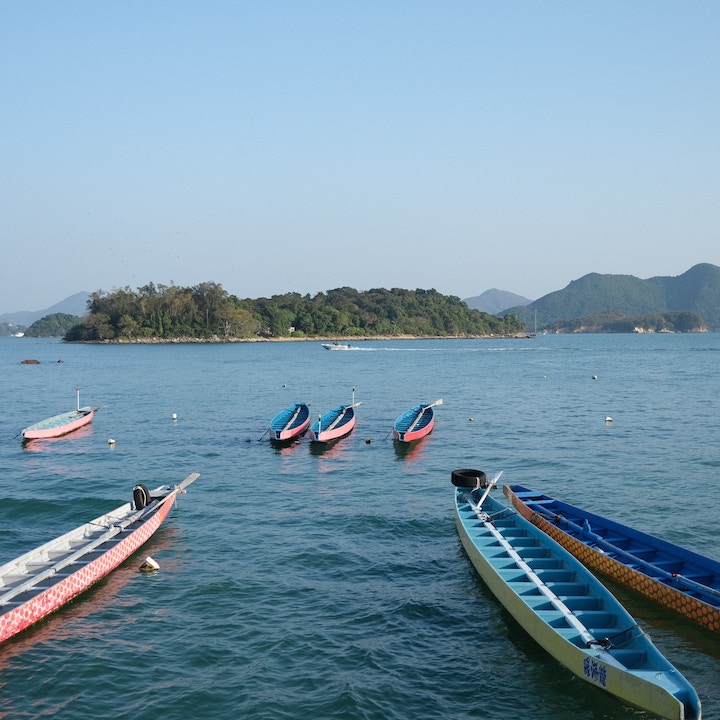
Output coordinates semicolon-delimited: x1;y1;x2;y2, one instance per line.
133;483;151;510
451;468;488;488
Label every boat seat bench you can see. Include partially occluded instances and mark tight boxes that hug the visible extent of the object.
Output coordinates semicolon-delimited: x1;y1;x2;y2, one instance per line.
532;569;576;582
608;649;647;669
525;558;563;570
573;611;617;628
561;596;602;610
517;547;553;558
546;582;590;596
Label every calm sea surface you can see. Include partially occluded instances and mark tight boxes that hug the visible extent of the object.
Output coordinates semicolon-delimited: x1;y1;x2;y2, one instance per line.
0;334;719;719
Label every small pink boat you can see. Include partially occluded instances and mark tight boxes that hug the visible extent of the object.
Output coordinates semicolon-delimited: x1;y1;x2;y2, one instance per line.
392;398;442;443
309;403;360;442
22;388;96;442
268;402;311;442
310;389;361;443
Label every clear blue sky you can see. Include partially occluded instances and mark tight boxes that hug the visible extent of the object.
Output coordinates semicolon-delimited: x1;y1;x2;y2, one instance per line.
2;1;718;312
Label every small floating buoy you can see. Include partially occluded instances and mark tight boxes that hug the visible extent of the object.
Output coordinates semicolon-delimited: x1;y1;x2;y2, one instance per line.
365;437;371;444
172;413;177;420
592;375;598;380
469;417;474;422
139;556;160;572
605;416;613;423
108;438;116;445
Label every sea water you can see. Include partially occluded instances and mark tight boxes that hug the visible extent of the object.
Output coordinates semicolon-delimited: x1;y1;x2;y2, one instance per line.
0;334;719;719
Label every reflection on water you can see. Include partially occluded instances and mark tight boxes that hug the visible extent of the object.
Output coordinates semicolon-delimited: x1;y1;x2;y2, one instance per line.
0;528;179;675
308;437;350;457
269;435;305;454
392;435;431;463
21;422;96;451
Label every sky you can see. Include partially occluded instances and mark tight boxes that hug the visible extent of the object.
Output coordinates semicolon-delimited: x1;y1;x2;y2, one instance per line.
2;1;719;313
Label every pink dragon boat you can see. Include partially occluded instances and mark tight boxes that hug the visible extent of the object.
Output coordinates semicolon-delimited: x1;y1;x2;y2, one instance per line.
21;388;96;442
0;472;199;644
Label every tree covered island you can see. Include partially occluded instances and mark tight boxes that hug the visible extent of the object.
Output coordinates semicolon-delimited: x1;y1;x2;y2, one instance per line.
64;282;525;342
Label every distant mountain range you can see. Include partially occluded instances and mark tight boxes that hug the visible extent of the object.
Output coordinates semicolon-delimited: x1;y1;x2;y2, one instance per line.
4;264;720;334
463;289;533;314
500;264;720;332
0;292;90;326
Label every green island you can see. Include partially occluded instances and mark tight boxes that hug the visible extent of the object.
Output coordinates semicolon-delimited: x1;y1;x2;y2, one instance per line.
62;283;525;342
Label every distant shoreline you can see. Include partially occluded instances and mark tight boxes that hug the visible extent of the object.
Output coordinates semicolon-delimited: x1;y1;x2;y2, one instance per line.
69;333;533;344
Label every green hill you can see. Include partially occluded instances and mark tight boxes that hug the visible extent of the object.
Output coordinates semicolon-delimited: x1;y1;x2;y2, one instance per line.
24;313;82;337
502;264;720;332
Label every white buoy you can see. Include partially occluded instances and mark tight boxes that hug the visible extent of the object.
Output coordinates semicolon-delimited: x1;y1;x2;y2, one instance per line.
605;416;613;423
108;438;116;445
172;413;177;420
139;556;160;572
592;375;598;380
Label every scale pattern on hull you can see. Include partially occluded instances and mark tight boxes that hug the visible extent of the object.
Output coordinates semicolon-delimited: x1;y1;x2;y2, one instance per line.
517;505;720;635
0;498;174;642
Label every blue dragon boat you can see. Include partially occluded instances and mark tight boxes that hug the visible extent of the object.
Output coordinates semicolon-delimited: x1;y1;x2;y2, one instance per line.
506;484;720;635
453;471;701;720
